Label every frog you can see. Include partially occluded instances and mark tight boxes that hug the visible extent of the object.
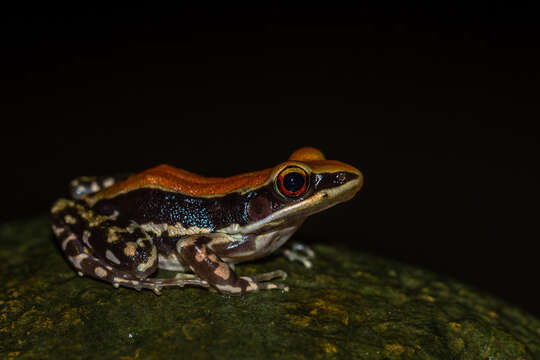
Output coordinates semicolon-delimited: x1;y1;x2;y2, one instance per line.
51;147;363;295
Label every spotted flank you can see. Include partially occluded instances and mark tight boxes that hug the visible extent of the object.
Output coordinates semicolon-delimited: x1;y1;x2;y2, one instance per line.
50;198;290;295
50;147;364;295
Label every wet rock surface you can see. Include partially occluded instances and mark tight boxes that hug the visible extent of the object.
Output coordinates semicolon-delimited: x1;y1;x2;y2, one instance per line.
1;217;540;359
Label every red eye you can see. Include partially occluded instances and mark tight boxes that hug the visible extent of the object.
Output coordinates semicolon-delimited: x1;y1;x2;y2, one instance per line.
276;167;308;198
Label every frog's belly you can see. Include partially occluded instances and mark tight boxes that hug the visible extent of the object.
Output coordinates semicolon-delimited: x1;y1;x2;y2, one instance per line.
220;225;300;263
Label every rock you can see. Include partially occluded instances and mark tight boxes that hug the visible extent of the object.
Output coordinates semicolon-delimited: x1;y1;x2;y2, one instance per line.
1;217;539;360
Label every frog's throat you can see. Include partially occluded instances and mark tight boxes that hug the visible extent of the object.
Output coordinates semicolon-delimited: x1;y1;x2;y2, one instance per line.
216;178;362;235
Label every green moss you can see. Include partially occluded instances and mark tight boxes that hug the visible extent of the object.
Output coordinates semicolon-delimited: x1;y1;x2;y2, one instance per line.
1;217;540;359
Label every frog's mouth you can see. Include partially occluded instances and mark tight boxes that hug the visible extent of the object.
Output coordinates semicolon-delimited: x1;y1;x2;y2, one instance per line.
217;177;362;235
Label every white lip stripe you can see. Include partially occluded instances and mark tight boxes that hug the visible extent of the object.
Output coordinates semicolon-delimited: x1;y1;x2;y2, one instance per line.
217;178;361;235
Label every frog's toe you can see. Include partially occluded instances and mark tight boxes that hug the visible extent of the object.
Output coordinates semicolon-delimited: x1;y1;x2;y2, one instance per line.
291;242;315;258
243;270;289;292
256;281;289;292
152;286;162;296
174;273;199;280
238;275;289;293
251;269;288;282
281;248;313;268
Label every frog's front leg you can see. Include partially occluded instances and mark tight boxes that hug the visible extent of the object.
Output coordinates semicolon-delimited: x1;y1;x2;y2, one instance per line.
178;235;289;295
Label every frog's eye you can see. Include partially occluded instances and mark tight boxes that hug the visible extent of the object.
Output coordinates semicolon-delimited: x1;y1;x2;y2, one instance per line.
276;166;309;198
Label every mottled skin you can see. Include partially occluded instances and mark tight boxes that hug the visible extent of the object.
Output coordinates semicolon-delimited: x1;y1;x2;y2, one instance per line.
51;147;363;295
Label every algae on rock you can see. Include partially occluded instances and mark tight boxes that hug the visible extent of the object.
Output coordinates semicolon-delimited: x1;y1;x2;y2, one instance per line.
1;217;540;359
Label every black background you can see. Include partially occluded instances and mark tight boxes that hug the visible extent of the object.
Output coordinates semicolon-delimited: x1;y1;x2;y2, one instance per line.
1;3;538;318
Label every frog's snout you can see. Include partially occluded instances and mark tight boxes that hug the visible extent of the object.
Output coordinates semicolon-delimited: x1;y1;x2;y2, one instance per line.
313;169;363;199
331;170;363;191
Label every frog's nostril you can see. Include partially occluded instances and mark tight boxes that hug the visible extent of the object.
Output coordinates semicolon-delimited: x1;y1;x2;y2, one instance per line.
336;173;347;183
333;172;355;186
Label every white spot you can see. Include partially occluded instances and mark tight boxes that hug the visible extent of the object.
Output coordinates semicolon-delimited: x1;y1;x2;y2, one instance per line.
82;230;91;247
61;233;76;250
103;177;115;187
106;249;121;264
64;215;77;224
90;181;100;192
241;277;259;292
52;225;65;236
51;199;70;213
68;253;89;270
136;246;157;272
136;238;147;248
109;210;120;220
124;242;137;257
107;228;120;243
94;266;107;278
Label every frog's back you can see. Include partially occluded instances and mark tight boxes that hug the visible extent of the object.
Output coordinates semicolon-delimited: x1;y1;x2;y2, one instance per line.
91;164;273;201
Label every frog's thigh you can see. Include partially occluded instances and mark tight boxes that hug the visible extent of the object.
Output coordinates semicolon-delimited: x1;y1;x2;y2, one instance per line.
177;235;288;295
54;228;153;291
86;225;158;278
61;228;148;289
52;203;157;286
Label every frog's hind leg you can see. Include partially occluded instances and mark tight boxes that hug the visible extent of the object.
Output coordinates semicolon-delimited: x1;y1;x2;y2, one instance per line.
51;199;208;294
69;173;131;199
178;234;289;295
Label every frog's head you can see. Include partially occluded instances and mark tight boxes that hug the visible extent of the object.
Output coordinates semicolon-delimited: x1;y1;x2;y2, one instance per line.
228;147;363;235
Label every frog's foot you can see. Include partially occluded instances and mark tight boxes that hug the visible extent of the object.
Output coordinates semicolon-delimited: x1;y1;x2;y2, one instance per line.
281;242;315;268
178;235;289;295
241;270;289;292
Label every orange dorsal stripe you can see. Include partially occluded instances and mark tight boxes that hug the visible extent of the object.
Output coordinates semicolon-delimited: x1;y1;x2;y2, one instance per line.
93;164;274;200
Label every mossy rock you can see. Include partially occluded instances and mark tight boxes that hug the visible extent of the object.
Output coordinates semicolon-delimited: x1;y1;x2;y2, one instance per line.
1;217;539;360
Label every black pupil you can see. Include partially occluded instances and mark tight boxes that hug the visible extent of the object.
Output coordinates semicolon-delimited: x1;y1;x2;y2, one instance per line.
283;172;305;193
